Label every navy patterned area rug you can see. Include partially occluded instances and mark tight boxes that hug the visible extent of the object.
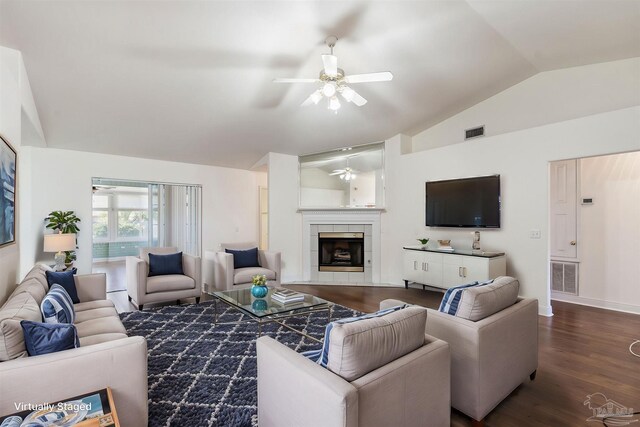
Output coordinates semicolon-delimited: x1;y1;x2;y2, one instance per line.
119;300;359;427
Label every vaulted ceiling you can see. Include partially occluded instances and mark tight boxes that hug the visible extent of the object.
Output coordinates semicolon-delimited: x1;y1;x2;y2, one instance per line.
1;0;638;169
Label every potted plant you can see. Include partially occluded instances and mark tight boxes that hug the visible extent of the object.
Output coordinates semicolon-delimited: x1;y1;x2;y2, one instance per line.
251;274;269;298
45;211;81;267
417;238;429;249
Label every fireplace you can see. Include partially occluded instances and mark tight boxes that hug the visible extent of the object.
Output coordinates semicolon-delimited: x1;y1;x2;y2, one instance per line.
318;232;364;272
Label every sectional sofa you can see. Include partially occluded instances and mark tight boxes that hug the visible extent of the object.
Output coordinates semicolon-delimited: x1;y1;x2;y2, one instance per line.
0;264;148;426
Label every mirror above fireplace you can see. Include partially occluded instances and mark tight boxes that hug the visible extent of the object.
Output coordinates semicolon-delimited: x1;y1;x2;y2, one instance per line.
299;142;385;209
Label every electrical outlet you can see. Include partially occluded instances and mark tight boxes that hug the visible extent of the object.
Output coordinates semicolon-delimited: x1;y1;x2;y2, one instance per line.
529;229;542;239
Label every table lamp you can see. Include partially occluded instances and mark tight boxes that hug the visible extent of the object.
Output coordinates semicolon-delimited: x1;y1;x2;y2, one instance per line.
44;232;76;271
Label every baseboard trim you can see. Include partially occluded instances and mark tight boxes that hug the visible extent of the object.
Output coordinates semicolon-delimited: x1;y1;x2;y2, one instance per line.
552;293;640;315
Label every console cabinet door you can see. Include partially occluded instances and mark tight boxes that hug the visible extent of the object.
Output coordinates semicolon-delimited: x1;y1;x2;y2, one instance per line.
422;253;443;287
403;251;423;283
461;256;489;283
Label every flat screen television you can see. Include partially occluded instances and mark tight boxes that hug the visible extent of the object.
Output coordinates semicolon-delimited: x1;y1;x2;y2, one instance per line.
425;175;500;228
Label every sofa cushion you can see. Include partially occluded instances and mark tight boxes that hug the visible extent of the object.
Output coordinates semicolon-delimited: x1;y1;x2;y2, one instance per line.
75;307;120;323
75;316;127;338
320;306;427;381
0;292;42;361
21;320;80;356
234;267;276;285
41;284;76;324
146;274;195;294
23;264;53;295
226;247;260;269
453;276;520;321
148;252;184;277
46;268;79;303
139;246;179;263
79;332;128;347
74;300;116;312
9;278;46;305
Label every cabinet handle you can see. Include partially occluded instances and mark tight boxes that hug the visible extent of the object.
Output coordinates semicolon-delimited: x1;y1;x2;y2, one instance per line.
463;267;467;277
424;262;429;272
458;267;462;277
413;261;417;270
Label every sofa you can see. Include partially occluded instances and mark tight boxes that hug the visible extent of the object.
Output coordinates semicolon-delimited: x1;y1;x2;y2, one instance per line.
0;264;148;427
257;305;451;427
127;246;202;310
380;277;538;425
204;242;281;291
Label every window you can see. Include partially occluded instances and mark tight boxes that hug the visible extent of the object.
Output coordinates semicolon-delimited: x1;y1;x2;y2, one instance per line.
92;210;109;240
92;189;149;242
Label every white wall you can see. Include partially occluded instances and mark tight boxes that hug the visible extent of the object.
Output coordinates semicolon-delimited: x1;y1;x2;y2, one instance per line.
382;106;640;316
21;147;266;276
0;46;44;304
412;58;640;152
574;152;640;311
267;152;302;282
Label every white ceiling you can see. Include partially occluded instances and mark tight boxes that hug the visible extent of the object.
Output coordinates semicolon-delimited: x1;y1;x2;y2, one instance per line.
1;0;638;169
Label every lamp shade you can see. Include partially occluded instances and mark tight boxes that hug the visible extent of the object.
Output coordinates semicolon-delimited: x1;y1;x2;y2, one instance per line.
44;233;76;252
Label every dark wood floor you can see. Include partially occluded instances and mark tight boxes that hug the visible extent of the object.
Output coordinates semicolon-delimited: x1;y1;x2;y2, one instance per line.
102;263;640;426
288;285;640;427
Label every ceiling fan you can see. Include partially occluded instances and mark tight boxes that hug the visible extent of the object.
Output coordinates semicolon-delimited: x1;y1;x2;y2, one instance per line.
329;158;359;181
273;36;393;112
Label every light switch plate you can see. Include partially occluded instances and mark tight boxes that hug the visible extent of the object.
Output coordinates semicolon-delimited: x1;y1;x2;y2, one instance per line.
529;229;542;239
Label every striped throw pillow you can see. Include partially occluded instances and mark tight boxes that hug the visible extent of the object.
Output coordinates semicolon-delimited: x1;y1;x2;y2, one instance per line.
301;304;408;367
41;284;76;324
439;279;495;316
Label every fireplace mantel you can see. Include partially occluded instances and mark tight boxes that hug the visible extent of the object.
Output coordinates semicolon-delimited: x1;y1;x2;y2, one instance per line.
301;210;381;284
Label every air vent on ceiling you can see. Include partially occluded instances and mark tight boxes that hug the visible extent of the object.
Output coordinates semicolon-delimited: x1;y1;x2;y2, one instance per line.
465;125;485;140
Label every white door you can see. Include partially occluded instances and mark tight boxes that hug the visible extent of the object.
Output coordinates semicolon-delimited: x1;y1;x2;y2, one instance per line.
550;160;578;258
422;253;443;287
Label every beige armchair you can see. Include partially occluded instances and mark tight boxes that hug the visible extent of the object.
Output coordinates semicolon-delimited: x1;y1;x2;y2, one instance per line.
381;297;538;425
256;306;451;427
204;242;281;291
126;247;201;310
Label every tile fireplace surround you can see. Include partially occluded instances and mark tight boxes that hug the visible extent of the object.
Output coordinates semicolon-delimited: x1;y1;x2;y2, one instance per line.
301;210;381;285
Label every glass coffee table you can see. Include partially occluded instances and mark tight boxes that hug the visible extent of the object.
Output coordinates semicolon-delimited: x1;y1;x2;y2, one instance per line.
206;287;332;343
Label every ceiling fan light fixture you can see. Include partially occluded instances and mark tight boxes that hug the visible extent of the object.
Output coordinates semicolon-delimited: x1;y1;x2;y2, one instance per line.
322;83;336;97
310;90;323;105
328;96;341;111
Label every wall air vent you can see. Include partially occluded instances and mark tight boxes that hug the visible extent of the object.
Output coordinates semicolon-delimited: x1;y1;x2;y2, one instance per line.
551;261;578;295
465;126;485;140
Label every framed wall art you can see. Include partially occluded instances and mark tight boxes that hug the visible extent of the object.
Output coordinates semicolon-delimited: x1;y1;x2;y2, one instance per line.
0;135;16;247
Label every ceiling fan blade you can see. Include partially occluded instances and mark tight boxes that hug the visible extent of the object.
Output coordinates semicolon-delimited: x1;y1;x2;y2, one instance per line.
341;86;367;106
273;78;319;83
321;54;338;77
329;170;345;176
344;71;393;83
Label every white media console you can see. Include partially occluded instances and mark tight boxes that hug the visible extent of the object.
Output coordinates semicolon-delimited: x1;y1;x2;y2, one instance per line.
402;246;506;290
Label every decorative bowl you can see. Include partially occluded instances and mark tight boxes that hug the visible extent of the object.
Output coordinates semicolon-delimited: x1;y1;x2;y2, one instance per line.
438;239;451;247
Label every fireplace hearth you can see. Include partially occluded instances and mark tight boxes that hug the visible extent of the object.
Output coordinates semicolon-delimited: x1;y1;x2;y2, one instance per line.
318;232;364;272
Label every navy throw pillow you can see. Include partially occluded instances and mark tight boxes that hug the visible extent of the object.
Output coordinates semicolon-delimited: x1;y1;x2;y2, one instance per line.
225;247;260;269
46;268;79;303
21;320;80;356
148;252;184;277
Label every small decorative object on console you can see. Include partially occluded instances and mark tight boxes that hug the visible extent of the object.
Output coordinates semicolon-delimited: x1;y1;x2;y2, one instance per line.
417;238;429;249
251;274;269;298
437;239;454;252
